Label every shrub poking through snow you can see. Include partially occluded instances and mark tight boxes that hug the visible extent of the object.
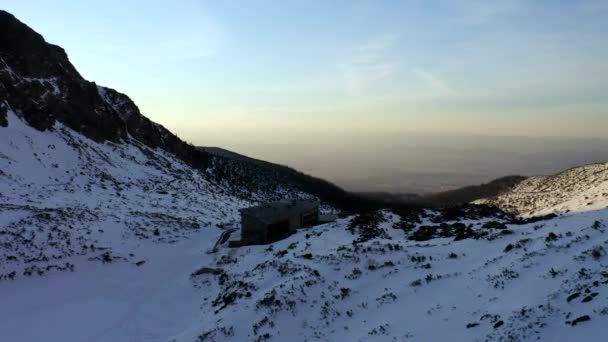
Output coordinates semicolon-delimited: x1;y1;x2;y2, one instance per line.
545;232;558;242
592;220;604;230
586;246;606;260
482;221;507;230
340;287;351;299
568;315;591;326
346;267;362;280
348;211;389;244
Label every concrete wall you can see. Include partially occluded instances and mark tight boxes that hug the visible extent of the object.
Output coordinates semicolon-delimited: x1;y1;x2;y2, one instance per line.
286;206;319;229
239;203;320;245
241;214;267;244
287;213;300;231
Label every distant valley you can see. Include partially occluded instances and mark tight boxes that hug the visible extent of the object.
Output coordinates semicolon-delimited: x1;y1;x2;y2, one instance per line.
216;136;608;194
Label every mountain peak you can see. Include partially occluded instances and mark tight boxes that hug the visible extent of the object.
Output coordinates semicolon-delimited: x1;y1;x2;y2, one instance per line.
0;10;212;169
0;9;123;140
0;9;80;80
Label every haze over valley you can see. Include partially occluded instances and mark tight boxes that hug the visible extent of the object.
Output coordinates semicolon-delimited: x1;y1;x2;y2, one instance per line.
215;135;608;194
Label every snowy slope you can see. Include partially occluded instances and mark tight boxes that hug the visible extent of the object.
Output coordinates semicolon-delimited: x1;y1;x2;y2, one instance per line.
0;109;310;281
167;209;608;342
478;163;608;216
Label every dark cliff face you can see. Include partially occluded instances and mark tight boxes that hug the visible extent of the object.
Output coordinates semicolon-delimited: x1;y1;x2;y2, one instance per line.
0;10;209;167
0;10;124;140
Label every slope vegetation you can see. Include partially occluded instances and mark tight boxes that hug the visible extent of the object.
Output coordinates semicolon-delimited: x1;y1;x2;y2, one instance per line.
178;208;608;341
200;147;379;211
480;163;608;216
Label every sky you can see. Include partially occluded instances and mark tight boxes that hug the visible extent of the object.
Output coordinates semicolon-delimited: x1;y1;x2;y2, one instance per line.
3;0;608;192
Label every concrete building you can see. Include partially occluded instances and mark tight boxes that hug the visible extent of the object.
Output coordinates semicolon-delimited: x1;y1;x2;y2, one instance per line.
230;199;319;246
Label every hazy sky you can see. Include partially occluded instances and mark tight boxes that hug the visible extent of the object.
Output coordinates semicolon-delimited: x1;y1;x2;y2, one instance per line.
4;1;608;192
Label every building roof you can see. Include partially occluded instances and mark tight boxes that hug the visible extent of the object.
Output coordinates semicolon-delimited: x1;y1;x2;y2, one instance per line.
240;199;319;225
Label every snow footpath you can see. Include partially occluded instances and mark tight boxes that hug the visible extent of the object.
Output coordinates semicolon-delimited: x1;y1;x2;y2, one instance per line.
0;228;221;341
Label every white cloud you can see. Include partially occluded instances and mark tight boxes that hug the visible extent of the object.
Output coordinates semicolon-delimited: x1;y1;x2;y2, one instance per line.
356;33;401;52
459;0;527;24
338;33;401;95
160;12;225;60
412;68;459;96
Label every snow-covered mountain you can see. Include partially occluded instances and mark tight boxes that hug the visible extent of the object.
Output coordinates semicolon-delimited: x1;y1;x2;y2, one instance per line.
0;7;323;281
479;163;608;217
0;10;360;210
1;9;608;342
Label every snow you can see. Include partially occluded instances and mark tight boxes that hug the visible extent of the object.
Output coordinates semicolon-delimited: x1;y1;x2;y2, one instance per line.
2;112;608;341
20;76;61;96
0;55;18;80
478;162;608;216
0;55;64;104
0;233;218;341
0;110;254;279
97;85;136;122
172;210;608;342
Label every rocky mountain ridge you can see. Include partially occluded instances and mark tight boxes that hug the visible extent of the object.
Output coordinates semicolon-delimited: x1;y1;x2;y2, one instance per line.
0;9;375;210
0;10;209;168
479;162;608;216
